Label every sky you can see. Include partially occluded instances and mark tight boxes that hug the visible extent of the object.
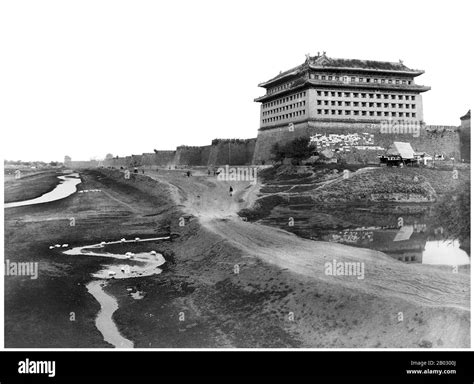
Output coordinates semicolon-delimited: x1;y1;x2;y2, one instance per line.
1;0;472;162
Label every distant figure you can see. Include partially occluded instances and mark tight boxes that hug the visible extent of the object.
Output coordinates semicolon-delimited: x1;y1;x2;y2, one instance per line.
187;170;191;177
208;169;211;176
142;169;145;174
229;186;233;196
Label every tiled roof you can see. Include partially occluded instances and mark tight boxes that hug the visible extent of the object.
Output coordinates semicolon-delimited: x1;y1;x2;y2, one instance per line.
311;57;410;71
259;54;423;87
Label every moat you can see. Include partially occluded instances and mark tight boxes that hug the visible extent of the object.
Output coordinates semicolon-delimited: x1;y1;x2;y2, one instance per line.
258;202;470;266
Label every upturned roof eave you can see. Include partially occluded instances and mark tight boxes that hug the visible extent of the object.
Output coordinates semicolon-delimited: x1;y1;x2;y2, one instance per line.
306;80;431;92
254;82;309;102
254;82;431;103
460;110;471;120
258;68;304;88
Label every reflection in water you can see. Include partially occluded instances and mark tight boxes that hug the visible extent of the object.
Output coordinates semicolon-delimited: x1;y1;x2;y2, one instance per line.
259;203;470;267
5;173;81;208
393;226;414;242
422;240;470;266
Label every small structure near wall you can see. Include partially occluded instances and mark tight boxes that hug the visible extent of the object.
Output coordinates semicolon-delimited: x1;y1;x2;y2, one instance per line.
379;141;417;167
414;151;433;166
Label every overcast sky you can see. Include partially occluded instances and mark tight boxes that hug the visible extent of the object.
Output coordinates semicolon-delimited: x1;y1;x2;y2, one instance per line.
1;0;472;162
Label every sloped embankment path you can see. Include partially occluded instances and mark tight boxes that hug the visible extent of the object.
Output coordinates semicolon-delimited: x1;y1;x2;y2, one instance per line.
146;169;469;312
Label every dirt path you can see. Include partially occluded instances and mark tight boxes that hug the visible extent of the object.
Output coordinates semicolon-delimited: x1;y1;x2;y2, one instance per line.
144;169;470;311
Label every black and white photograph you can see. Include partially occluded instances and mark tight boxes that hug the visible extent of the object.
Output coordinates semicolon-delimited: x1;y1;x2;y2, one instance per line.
1;0;472;363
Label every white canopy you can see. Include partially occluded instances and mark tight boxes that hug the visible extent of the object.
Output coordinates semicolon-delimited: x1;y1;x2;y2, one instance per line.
386;142;415;159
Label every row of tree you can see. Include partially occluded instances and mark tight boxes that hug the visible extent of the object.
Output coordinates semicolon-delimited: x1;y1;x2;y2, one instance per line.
4;160;61;167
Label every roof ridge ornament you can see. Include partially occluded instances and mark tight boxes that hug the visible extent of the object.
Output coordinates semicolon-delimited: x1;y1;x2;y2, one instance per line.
313;52;330;66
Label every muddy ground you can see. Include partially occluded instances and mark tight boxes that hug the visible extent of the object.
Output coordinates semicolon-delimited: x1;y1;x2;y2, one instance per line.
4;167;470;348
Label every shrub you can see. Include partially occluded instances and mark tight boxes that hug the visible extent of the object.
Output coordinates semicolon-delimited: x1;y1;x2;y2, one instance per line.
270;137;316;164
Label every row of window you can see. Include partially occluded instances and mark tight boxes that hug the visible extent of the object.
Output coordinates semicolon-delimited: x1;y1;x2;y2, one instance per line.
262;110;305;124
263;101;306;116
317;90;416;100
310;73;413;85
262;92;307;109
268;81;294;95
317;100;416;109
316;109;417;118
